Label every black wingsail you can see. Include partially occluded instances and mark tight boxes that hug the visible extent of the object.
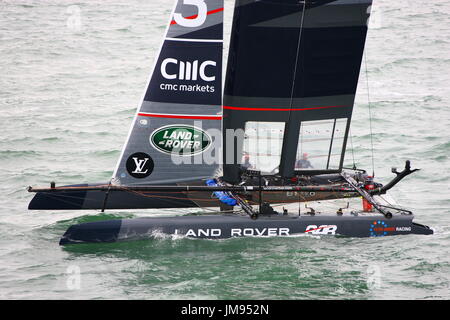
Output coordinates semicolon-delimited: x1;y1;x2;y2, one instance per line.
222;0;373;183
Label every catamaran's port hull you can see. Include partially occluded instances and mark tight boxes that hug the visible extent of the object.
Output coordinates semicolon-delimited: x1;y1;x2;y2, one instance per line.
28;183;358;210
59;214;433;245
28;183;197;210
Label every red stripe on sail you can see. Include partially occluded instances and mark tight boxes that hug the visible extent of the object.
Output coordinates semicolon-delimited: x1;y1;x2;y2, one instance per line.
138;113;222;120
170;8;224;25
223;105;346;111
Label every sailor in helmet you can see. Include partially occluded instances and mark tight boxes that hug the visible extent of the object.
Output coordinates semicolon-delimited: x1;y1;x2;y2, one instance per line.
296;153;313;169
242;151;252;169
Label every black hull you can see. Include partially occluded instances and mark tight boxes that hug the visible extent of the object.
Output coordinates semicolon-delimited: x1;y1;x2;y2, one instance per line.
60;214;433;245
28;182;358;210
28;183;198;210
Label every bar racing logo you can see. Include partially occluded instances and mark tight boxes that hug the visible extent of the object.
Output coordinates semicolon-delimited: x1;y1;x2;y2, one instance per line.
150;125;212;156
305;225;337;235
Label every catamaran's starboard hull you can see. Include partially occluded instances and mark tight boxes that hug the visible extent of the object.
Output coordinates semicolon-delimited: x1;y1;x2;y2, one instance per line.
59;214;433;245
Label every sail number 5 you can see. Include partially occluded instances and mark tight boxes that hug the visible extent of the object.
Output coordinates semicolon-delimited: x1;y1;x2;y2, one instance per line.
174;0;207;28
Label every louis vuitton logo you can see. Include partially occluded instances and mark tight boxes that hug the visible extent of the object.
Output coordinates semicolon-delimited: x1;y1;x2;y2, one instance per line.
131;157;150;174
126;152;154;179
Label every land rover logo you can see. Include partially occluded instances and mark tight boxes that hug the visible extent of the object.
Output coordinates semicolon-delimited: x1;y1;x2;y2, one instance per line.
126;152;154;178
150;125;211;156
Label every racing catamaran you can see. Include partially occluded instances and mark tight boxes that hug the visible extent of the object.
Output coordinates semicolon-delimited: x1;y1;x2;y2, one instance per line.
28;0;433;244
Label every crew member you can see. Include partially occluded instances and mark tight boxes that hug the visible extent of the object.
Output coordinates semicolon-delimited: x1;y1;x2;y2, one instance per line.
242;152;252;169
296;153;313;169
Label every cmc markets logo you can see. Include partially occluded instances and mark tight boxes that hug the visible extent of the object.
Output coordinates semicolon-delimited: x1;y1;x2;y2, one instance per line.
126;152;154;178
150;125;212;156
161;58;216;82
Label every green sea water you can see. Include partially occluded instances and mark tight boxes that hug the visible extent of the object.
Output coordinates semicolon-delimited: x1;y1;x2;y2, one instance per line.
0;0;449;299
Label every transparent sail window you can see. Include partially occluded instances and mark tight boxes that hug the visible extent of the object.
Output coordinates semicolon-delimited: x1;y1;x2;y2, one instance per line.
295;118;348;171
328;118;348;169
242;122;285;174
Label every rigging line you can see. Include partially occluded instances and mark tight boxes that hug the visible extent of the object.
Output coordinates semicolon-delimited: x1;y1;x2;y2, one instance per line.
359;0;376;176
349;126;357;169
101;179;112;213
288;0;307;113
364;51;376;177
37;187;219;204
128;191;220;202
281;0;307;175
37;191;109;203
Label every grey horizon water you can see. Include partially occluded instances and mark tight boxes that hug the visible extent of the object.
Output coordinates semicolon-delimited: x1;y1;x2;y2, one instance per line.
0;0;449;299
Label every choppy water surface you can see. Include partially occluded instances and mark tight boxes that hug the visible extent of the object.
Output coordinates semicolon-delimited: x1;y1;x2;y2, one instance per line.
0;0;449;299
